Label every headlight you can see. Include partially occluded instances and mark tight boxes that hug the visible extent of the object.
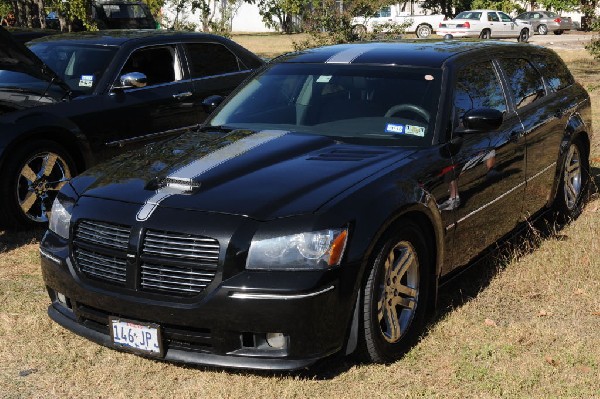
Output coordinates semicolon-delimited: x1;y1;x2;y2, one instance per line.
246;228;348;270
48;194;75;239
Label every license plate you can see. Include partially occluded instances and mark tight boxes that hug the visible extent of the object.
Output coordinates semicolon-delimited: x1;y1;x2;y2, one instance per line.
109;317;163;357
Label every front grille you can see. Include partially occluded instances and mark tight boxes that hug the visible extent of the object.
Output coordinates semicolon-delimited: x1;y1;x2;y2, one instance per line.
74;247;127;284
75;220;131;251
143;230;220;262
141;230;219;296
141;262;216;295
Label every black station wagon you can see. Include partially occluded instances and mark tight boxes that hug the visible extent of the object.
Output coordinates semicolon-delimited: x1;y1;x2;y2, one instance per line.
0;27;263;228
40;40;592;370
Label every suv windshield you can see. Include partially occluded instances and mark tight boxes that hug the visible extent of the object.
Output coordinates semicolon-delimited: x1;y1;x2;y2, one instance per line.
13;43;118;95
210;63;441;144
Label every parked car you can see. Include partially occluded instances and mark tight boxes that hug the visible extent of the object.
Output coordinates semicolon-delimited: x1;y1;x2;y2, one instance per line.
2;27;60;43
92;0;158;29
352;5;446;38
40;40;592;370
438;10;531;41
515;10;573;35
0;27;263;228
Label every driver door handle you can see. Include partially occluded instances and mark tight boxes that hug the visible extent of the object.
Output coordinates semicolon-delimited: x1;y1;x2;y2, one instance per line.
173;92;193;100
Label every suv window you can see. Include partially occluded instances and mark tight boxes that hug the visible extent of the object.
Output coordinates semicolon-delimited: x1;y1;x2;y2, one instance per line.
454;61;507;125
120;46;178;86
533;55;574;91
498;58;545;109
185;43;240;79
498;12;512;22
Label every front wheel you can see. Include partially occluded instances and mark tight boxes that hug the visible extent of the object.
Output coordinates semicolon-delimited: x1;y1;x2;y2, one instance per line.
356;221;431;363
479;29;491;39
517;28;529;42
538;24;548;35
415;24;433;38
0;140;76;229
553;29;564;35
554;139;589;221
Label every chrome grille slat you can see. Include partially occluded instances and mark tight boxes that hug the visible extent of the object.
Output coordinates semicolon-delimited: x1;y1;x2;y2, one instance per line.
75;220;131;250
74;248;127;284
142;264;215;278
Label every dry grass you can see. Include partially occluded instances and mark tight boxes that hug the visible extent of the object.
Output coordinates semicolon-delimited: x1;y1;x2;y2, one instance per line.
0;39;599;398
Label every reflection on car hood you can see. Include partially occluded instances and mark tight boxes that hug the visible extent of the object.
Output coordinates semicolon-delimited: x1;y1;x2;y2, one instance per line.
0;26;70;94
74;128;416;221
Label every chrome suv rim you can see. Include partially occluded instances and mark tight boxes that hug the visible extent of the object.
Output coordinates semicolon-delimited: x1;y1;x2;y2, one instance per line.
563;144;582;211
377;241;420;343
17;152;72;223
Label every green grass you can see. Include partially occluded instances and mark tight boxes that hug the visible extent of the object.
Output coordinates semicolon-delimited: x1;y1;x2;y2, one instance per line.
0;37;599;398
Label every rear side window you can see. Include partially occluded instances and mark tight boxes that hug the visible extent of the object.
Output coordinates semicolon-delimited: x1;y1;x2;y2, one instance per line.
185;43;240;79
533;54;574;91
454;61;507;123
498;58;545;109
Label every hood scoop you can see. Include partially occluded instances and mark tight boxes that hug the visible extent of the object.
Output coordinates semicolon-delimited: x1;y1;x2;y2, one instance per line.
307;148;389;162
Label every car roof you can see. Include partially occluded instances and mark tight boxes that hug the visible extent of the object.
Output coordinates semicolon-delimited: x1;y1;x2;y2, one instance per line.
273;40;534;69
27;29;229;47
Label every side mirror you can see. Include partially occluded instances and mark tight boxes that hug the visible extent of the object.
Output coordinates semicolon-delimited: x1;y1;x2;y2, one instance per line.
202;95;224;113
116;72;147;90
462;108;503;133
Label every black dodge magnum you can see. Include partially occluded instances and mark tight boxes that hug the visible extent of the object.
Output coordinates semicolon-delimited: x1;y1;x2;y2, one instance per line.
40;40;592;370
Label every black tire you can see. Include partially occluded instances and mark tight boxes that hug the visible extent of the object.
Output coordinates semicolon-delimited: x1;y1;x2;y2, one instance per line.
553;138;589;222
0;140;76;229
538;24;548;35
517;28;529;42
356;220;432;363
415;24;433;39
553;29;564;35
479;29;491;39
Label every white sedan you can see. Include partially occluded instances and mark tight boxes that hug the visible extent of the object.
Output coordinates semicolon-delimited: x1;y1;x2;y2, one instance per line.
438;10;531;42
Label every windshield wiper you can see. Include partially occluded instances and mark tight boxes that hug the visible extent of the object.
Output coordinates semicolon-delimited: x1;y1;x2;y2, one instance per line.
199;125;234;133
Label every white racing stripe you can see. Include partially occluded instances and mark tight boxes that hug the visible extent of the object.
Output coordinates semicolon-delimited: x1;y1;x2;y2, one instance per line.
326;46;374;64
136;130;288;222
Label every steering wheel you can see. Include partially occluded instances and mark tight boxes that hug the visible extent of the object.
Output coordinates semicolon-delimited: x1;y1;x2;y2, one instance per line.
384;104;431;123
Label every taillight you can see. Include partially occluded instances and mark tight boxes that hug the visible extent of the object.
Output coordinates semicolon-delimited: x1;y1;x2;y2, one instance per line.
464;21;470;28
554;18;561;23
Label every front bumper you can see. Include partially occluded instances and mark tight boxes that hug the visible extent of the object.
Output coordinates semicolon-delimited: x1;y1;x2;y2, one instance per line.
40;221;356;370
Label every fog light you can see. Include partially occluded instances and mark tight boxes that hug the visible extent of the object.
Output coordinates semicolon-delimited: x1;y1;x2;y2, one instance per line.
266;333;286;349
57;292;67;305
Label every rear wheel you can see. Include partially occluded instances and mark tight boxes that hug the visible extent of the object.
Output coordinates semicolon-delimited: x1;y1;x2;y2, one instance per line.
415;24;433;38
517;28;529;42
0;140;76;229
538;24;548;35
554;139;589;221
356;220;431;363
479;29;491;39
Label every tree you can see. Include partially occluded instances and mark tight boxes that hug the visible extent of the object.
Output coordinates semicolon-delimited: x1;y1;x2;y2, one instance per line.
470;0;524;13
537;0;579;11
253;0;313;33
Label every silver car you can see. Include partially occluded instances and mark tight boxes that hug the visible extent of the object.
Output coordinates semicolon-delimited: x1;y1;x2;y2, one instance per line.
515;11;574;35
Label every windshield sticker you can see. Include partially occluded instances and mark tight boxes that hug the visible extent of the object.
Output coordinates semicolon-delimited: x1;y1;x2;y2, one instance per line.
385;123;405;134
79;75;94;88
405;125;426;137
316;75;333;83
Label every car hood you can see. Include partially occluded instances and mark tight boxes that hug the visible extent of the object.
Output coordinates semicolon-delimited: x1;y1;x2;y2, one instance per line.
74;128;416;221
0;26;70;94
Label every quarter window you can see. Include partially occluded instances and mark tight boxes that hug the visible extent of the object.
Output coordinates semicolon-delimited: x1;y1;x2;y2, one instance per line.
185;43;240;79
533;55;574;91
499;58;545;109
454;61;507;124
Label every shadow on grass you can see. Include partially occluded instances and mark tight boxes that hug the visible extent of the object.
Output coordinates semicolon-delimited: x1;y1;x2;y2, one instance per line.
0;227;45;253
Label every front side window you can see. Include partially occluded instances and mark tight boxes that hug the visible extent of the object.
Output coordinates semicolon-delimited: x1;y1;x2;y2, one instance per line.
184;43;240;79
119;46;179;86
453;61;507;125
27;43;118;94
498;58;545;109
498;12;512;22
210;63;442;145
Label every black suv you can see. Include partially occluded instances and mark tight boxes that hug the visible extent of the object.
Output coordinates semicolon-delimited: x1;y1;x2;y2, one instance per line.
0;27;263;228
40;40;591;370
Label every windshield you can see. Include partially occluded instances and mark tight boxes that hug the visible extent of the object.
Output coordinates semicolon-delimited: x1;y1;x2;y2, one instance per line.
0;43;118;95
455;11;482;20
210;63;441;145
